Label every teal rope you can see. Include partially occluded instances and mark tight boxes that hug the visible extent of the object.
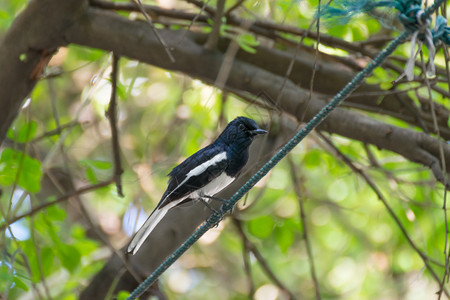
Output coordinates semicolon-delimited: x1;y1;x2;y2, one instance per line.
127;1;446;299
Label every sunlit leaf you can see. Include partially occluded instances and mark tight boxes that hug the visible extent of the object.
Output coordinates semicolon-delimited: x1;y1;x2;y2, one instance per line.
88;160;112;170
17;121;37;143
247;215;275;239
274;223;295;253
12;276;28;291
117;291;130;300
85;166;97;184
303;150;321;168
46;205;66;222
62;294;77;300
58;244;81;273
0;148;42;192
41;247;55;277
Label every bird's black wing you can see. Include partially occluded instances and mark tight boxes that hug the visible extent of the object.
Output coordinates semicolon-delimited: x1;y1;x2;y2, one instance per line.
157;144;228;209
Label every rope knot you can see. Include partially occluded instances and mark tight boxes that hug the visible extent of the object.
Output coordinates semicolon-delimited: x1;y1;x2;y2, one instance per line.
398;3;424;32
402;7;436;80
398;1;450;81
432;16;450;45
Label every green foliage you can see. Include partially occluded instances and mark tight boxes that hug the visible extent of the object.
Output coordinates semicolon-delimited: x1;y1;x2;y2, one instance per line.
7;120;37;143
236;34;260;54
247;215;275;239
1;0;448;299
0;263;28;294
204;17;260;54
0;148;42;193
80;159;112;184
274;219;296;253
117;290;131;300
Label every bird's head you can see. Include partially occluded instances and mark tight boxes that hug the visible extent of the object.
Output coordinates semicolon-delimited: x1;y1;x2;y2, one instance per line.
217;117;267;149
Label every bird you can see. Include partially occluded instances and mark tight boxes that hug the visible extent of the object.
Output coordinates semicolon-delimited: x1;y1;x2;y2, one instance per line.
127;116;267;255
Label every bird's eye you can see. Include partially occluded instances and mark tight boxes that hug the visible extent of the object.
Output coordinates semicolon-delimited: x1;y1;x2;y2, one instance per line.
238;124;246;131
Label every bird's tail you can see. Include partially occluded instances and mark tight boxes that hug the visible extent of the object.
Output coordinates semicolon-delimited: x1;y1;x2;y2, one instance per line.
127;207;169;255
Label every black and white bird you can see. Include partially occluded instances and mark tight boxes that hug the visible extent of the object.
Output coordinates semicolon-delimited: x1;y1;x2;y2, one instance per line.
127;117;267;255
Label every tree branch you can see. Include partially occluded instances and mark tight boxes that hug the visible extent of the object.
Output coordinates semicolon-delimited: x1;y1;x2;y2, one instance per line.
0;180;113;232
0;0;88;145
106;54;124;197
64;9;450;185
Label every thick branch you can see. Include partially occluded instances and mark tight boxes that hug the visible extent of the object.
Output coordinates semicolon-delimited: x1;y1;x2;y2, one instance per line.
0;0;88;145
65;8;450;183
87;2;450;137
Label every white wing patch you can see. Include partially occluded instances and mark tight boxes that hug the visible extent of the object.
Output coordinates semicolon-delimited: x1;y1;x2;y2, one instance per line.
186;152;227;177
161;151;228;205
128;151;232;255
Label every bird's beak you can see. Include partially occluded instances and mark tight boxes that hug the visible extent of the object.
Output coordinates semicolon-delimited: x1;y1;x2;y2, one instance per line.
251;129;268;135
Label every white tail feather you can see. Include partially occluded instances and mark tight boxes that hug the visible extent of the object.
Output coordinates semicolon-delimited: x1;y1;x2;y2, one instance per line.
127;207;169;255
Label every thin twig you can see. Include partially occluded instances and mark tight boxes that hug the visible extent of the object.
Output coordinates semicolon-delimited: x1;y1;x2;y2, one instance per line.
225;0;245;16
317;132;450;298
186;0;215;16
77;199;143;284
203;0;226;51
420;51;449;299
106;54;124;197
90;0;209;22
287;155;321;300
233;217;255;297
9;250;43;300
32;121;79;142
175;0;212;46
0;180;114;232
29;203;52;300
131;0;175;62
90;0;450;81
233;218;298;300
301;0;323;124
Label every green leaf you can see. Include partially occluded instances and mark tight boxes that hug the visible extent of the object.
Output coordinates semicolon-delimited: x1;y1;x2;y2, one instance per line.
46;205;66;222
0;148;42;193
12;276;29;291
247;216;275;239
274;223;295;253
17;121;37;143
116;82;127;100
303;150;321;167
237;34;259;54
7;128;15;140
7;120;38;143
239;34;259;46
40;247;55;277
58;244;81;273
0;264;12;283
18;153;42;193
89;160;112;170
80;159;111;183
85;166;97;184
117;291;130;300
62;294;77;300
0;10;9;19
239;43;257;54
0;263;29;292
0;148;16;186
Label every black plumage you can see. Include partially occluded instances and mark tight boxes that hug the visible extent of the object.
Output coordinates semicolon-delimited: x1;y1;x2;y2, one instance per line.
127;117;267;255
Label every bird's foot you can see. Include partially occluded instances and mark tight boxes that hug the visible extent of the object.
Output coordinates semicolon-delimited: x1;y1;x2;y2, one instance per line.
199;197;228;228
199;198;218;214
203;195;227;202
202;194;235;214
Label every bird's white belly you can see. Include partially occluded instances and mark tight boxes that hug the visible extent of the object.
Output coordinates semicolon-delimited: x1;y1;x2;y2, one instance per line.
191;172;235;200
